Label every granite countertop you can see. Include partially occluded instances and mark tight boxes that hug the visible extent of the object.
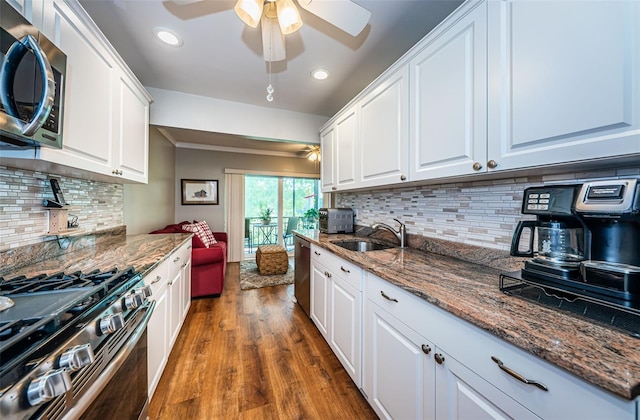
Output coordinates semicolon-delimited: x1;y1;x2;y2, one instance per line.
1;233;192;281
294;229;640;401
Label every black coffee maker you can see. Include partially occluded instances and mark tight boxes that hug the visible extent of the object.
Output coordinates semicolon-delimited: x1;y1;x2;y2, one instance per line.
511;184;585;282
511;179;640;302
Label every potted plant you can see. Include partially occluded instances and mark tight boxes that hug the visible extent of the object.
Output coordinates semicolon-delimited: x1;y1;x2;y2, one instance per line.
259;206;273;225
303;208;319;229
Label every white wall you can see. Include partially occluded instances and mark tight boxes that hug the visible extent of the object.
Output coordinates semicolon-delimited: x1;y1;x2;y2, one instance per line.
175;147;319;233
123;128;176;234
147;88;329;144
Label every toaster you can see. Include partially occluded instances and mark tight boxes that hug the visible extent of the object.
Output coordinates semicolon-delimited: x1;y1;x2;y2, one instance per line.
319;208;354;234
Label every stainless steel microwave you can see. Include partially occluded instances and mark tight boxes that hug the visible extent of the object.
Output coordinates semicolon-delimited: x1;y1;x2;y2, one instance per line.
0;0;66;149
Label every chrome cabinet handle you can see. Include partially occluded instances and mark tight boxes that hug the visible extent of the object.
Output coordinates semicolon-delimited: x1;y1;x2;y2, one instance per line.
380;290;398;303
434;353;445;364
340;266;350;273
324;271;332;278
421;344;431;355
491;356;548;391
181;263;188;269
151;275;161;285
173;256;181;263
314;251;321;256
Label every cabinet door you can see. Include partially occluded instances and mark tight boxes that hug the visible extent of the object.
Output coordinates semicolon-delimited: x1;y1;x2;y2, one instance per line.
310;261;330;338
180;253;192;319
363;300;435;420
329;275;361;387
167;269;182;349
114;72;149;183
39;0;116;176
147;282;168;399
320;125;336;192
359;65;409;187
487;0;640;171
335;106;358;190
410;1;487;180
144;262;169;399
435;349;538;420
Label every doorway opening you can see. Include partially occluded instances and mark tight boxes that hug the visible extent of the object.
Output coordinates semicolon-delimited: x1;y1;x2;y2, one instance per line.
244;175;322;259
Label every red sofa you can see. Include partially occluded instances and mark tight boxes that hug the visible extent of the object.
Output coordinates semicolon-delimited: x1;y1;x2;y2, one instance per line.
150;222;227;298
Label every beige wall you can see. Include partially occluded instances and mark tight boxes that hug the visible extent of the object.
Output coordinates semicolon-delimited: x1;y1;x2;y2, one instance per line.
175;148;320;233
123;127;176;234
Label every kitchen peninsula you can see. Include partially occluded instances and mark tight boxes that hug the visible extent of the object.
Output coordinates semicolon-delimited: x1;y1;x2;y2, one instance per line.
294;229;639;419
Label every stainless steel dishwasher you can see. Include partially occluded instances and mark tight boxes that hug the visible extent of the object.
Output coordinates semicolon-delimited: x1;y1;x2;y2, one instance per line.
294;235;311;317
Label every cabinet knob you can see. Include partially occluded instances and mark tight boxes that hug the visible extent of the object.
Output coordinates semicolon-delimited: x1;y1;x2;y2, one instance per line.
400;175;407;181
487;160;498;169
434;353;445;365
472;162;483;171
421;344;431;355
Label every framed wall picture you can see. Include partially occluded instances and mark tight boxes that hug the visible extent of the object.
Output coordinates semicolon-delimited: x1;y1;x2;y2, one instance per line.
181;179;219;205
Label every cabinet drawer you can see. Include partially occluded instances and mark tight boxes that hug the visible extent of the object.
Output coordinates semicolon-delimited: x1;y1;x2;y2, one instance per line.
365;271;429;330
311;244;362;290
144;261;168;297
431;305;637;420
168;242;191;278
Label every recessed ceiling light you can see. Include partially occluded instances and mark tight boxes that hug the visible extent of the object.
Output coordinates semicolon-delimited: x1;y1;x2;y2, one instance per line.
311;69;330;80
153;27;183;47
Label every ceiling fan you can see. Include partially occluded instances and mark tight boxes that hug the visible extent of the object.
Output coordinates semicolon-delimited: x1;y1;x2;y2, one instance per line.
173;0;371;62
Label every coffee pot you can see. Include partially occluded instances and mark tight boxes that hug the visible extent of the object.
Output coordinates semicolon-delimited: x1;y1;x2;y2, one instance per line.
510;184;584;281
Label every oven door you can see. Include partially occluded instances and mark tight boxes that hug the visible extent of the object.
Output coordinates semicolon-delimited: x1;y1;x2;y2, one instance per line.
62;301;155;420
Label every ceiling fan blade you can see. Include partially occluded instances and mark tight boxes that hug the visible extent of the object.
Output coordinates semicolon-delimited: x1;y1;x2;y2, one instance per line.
297;0;371;37
262;16;286;62
169;0;203;5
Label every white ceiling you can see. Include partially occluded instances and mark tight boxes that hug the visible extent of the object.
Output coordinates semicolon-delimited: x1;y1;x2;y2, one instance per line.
79;0;463;152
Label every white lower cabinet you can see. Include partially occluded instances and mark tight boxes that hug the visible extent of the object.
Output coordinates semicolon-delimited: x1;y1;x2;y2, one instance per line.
144;241;192;399
310;245;363;387
361;271;636;420
364;298;435;419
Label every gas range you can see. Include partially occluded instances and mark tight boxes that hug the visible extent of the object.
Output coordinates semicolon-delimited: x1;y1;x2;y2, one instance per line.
0;267;154;419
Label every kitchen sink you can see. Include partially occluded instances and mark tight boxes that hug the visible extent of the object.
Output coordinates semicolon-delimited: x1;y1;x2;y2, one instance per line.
333;240;394;252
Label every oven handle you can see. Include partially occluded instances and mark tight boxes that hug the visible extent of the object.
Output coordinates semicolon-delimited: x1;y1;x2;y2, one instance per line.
62;301;156;420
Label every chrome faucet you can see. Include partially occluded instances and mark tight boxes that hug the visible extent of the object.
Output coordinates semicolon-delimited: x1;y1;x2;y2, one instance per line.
371;218;407;248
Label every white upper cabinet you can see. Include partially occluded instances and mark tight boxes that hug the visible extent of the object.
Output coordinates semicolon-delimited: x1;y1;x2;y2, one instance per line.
335;106;358;190
487;0;640;171
320;125;336;192
410;1;488;180
359;65;409;187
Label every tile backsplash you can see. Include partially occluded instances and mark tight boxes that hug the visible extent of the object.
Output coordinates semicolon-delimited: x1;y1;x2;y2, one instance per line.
0;165;124;251
337;167;640;251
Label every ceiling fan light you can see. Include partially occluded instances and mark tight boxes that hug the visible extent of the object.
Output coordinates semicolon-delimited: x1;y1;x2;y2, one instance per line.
234;0;263;28
276;0;303;35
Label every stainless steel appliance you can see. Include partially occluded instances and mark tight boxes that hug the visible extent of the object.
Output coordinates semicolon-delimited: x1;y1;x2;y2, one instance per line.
502;179;640;337
0;267;154;419
1;0;66;149
319;208;354;234
294;235;311;317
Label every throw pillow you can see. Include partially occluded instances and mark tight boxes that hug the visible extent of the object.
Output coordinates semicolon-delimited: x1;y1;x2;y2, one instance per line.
181;220;217;248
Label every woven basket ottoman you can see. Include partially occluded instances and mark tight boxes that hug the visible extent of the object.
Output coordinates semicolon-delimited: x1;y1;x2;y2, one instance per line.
256;244;289;275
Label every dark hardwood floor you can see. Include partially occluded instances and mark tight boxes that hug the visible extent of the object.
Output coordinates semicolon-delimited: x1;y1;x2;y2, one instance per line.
148;262;377;419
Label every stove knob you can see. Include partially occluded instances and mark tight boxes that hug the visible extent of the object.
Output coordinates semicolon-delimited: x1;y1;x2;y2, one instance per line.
99;313;124;335
27;368;71;406
136;285;152;298
123;293;144;310
59;344;95;371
